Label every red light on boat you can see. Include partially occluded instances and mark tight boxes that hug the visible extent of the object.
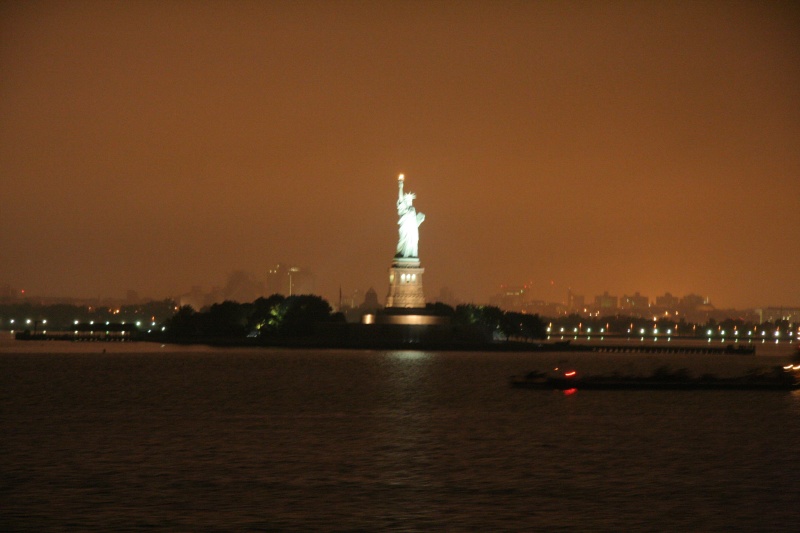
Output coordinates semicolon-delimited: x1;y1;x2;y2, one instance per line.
563;388;577;395
564;371;577;378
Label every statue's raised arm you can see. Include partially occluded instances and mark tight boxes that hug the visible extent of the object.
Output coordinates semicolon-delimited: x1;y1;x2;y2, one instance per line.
395;174;424;258
397;174;405;204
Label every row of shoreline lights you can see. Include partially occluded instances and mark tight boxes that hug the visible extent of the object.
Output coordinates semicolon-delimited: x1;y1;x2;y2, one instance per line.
3;319;163;334
546;323;798;339
69;320;164;334
3;319;158;327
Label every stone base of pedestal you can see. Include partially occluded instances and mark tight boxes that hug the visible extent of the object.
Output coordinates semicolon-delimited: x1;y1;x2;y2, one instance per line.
385;257;425;308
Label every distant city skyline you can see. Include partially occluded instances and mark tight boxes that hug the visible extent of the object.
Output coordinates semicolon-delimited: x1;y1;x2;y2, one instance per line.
2;272;797;315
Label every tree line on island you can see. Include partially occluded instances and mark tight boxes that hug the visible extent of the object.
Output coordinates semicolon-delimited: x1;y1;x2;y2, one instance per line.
162;295;547;343
7;295;790;344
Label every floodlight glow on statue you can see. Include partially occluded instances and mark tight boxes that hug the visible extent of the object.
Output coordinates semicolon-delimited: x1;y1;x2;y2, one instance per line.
385;173;426;309
395;174;425;258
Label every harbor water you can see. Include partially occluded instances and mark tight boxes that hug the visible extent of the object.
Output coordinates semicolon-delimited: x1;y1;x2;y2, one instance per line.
2;341;799;531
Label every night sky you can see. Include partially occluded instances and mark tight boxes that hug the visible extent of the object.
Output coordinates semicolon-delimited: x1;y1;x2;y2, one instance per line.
2;1;798;309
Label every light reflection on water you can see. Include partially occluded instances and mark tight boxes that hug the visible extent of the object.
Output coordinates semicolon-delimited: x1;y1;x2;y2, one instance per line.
385;349;432;360
1;345;799;531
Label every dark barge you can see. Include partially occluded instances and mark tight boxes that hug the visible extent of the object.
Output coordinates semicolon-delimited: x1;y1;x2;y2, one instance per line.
511;365;800;391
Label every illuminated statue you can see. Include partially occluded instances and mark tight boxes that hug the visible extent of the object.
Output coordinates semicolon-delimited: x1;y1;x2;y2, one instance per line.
395;174;425;258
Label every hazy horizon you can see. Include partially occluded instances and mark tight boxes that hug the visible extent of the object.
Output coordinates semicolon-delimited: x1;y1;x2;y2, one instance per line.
4;267;797;312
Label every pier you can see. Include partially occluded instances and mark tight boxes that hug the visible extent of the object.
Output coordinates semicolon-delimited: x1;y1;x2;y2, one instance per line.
573;344;755;355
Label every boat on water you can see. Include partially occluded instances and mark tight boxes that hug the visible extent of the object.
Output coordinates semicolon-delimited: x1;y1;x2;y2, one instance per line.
510;365;800;391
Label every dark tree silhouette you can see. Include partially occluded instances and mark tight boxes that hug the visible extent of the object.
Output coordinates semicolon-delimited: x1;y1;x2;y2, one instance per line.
164;305;201;338
276;295;333;337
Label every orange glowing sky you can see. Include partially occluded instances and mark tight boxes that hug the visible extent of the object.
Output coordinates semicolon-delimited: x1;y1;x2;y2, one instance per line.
1;1;798;309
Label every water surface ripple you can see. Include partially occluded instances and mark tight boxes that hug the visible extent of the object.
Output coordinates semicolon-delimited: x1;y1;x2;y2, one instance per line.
2;347;799;531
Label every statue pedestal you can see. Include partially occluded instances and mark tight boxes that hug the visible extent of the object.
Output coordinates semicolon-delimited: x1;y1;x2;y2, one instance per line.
385;257;425;308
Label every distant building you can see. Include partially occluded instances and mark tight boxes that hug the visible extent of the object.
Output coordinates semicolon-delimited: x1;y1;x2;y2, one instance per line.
362;287;379;309
679;293;708;311
341;287;382;323
676;294;715;323
621;292;649;313
567;288;585;313
757;307;800;324
594;291;618;311
338;288;361;311
177;271;267;309
266;264;315;296
655;292;680;309
647;292;718;322
220;270;265;302
288;267;314;295
523;300;562;317
490;285;529;312
266;264;287;295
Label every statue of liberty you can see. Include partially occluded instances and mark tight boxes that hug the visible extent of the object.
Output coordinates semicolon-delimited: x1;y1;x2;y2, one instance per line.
395;174;425;258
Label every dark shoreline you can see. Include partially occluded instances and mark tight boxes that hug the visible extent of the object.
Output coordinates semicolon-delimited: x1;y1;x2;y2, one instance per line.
13;331;759;355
